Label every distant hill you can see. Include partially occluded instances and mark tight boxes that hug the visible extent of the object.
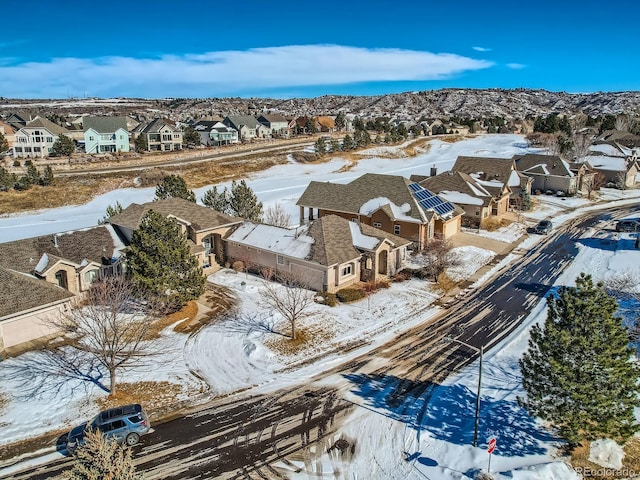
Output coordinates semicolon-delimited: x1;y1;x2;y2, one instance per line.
2;88;640;121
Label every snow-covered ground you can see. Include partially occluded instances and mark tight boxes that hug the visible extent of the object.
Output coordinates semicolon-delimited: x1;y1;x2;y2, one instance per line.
1;134;640;479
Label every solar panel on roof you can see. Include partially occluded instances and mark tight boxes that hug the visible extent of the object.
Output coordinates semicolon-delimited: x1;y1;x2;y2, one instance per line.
434;203;455;216
408;183;421;192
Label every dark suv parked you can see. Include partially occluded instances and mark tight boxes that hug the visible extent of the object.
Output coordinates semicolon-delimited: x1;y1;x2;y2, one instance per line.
616;220;640;232
66;404;150;453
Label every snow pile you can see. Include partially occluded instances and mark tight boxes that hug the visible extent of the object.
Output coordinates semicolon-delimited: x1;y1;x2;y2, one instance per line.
588;439;624;469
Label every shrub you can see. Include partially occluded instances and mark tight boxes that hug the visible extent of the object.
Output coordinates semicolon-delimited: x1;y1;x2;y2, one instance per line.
391;270;412;282
361;280;390;293
336;287;366;303
13;160;19;167
232;260;244;272
315;291;337;307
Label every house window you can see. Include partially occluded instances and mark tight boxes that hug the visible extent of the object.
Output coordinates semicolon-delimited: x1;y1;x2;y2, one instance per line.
365;258;372;269
89;136;95;141
394;225;401;235
46;137;53;143
15;147;22;152
83;269;98;287
341;264;353;276
277;255;285;265
373;222;382;228
475;210;480;216
33;147;41;152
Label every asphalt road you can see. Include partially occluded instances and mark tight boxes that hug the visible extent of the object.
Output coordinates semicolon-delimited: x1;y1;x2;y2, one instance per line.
3;205;637;479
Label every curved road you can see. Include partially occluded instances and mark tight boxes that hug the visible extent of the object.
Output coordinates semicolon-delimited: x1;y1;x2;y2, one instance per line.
4;205;637;479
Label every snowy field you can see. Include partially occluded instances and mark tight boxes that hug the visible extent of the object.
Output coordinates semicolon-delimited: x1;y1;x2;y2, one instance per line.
1;134;640;479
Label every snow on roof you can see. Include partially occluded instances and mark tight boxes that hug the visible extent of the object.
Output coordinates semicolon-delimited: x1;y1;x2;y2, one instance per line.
34;253;49;273
226;222;313;259
589;144;624;157
359;197;420;223
348;222;379;250
438;190;484;206
507;170;522;187
471;175;503;188
587;155;627;172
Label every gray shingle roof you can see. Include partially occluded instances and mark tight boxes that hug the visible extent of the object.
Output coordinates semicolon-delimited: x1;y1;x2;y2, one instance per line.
0;267;73;319
513;154;572;177
0;225;122;275
82;116;129;133
134;118;177;134
223;115;261;130
25;116;69;135
107;198;242;232
452;156;515;185
307;215;362;266
296;173;426;222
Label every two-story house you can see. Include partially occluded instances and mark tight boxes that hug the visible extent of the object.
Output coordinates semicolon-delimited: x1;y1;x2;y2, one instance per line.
134;118;183;151
13;116;70;158
296;173;463;250
83;116;130;154
192;121;239;146
257;114;291;138
223;116;269;141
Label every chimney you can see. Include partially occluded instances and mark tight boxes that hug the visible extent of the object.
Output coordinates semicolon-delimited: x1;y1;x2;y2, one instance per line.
430;166;438;176
53;235;58;248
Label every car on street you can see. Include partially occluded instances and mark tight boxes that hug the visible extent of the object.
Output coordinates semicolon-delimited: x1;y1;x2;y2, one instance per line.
66;404;150;453
534;220;553;235
615;220;640;232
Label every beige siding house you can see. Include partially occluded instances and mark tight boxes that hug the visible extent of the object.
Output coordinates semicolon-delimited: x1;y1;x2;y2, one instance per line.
513;154;578;195
107;198;243;269
225;215;410;293
296;173;462;250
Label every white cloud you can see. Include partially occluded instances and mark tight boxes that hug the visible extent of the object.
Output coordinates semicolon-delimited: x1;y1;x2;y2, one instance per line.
472;46;492;52
0;44;494;98
506;63;526;69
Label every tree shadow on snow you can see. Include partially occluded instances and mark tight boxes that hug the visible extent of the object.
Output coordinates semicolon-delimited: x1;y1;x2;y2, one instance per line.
578;235;640;252
343;373;556;456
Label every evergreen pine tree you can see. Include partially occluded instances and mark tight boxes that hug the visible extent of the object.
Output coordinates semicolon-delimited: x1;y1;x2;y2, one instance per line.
314;136;327;154
26;164;40;185
155;174;196;202
0;167;16;192
229;180;263;221
51;134;75;157
335;112;346;131
182;126;201;147
341;134;355;150
0;132;9;153
134;134;148;152
329;139;341;152
519;273;640;444
202;186;231;214
126;210;205;313
40;165;54;186
99;201;124;224
64;429;141;480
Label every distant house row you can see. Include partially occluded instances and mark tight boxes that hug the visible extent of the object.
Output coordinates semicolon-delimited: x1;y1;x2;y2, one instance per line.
0;112;348;159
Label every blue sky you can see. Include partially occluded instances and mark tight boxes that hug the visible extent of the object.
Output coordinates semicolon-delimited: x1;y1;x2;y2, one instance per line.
1;0;638;99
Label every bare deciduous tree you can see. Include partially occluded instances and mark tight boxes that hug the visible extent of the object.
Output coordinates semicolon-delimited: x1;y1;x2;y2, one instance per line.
259;272;315;339
582;171;606;199
615;114;631;132
263;202;292;228
616;170;629;190
571;133;591;161
52;276;155;396
421;237;460;282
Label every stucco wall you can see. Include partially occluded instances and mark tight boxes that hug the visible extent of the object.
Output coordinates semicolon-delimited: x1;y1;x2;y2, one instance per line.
0;300;71;349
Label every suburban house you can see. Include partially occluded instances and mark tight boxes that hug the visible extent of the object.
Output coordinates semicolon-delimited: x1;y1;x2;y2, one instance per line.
223;116;269;141
134;118;183;151
0;225;126;350
568;161;599;193
82;116;130;154
257;114;291;137
296;173;463;250
316;116;336;133
451;156;530;213
513;154;578;195
4;112;38;131
0;121;16;154
107;198;243;269
224;215;411;293
13;116;70;158
411;171;495;227
584;155;639;188
192;121;239;146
